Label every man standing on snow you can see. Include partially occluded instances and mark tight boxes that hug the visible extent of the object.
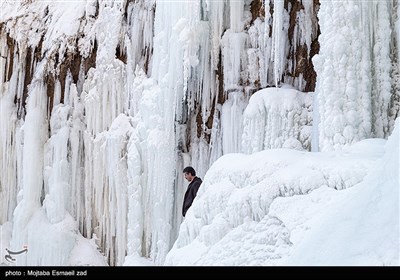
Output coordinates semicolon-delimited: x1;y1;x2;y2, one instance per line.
182;166;202;217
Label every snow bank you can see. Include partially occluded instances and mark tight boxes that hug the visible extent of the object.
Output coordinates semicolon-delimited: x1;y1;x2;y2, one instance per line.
165;130;394;265
279;118;399;265
3;210;106;266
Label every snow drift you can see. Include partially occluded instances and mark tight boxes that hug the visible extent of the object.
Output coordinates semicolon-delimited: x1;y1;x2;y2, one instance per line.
165;120;399;266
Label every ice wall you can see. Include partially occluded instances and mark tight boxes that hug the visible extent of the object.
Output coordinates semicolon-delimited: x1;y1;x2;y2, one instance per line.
0;0;398;266
242;87;313;154
314;0;399;151
0;68;19;224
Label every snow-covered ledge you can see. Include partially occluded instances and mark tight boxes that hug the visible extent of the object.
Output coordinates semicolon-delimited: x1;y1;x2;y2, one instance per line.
165;120;398;265
242;87;313;154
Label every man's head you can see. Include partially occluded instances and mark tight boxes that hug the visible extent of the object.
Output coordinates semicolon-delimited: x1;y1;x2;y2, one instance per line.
183;166;196;182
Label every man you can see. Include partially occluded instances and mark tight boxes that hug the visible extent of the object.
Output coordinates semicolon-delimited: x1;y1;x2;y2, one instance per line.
182;166;202;217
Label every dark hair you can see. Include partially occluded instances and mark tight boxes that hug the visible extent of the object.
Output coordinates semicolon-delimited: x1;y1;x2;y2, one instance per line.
183;166;196;176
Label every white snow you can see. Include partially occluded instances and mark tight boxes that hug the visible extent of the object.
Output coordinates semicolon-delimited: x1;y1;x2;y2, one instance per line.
0;0;398;267
280;119;400;265
314;0;396;151
242;87;313;153
4;210;107;266
165;120;398;265
69;235;108;266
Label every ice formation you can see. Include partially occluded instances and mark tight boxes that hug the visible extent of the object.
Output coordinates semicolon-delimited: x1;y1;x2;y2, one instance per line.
0;0;398;266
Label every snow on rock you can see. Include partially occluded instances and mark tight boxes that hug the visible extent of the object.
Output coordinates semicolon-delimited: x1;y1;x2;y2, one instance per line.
69;235;108;266
221;92;247;154
221;29;248;92
122;0;201;264
11;80;48;262
165;136;386;265
126;1;155;115
0;82;19;224
314;0;396;151
79;113;133;266
274;119;399;265
242;87;313;154
6;209;107;266
124;71;176;265
0;0;398;267
43;103;71;225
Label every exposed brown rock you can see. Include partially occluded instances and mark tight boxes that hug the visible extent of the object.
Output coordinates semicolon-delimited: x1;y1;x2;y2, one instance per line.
204;96;217;144
8;35;43;116
287;0;303;41
306;36;320;92
6;33;14;82
45;73;55;114
45;38;97;113
205;98;216;131
285;0;320;92
217;49;226;105
143;46;152;74
83;40;97;75
22;47;33;111
59;51;81;103
250;0;265;23
116;44;127;64
268;1;273;37
196;107;202;139
193;49;225;144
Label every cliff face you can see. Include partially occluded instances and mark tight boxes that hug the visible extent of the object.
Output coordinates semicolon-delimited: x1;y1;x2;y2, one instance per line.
1;0;319;128
0;0;398;265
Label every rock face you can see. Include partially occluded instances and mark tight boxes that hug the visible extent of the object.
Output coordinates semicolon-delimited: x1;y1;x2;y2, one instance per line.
1;1;319;121
0;0;398;265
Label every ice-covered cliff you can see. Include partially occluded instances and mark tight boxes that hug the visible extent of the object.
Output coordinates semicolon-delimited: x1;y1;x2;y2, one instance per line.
0;0;398;266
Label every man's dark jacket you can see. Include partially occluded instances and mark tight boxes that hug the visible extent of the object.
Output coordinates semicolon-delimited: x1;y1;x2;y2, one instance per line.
182;177;202;217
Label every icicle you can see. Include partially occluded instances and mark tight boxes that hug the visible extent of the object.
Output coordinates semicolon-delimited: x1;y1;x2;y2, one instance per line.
208;0;226;70
103;114;132;265
230;0;244;32
126;0;154;76
221;92;246;154
0;83;18;223
262;4;273;88
43;102;71;224
11;80;48;265
311;90;319;152
271;0;289;87
370;0;392;138
53;79;61;108
0;34;18;223
209;104;223;165
221;30;248;92
126;132;144;259
69;83;85;234
397;1;400;63
298;0;314;56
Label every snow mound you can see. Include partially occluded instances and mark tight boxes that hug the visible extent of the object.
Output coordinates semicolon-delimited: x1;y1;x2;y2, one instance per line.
242;87;313;154
165;126;396;265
